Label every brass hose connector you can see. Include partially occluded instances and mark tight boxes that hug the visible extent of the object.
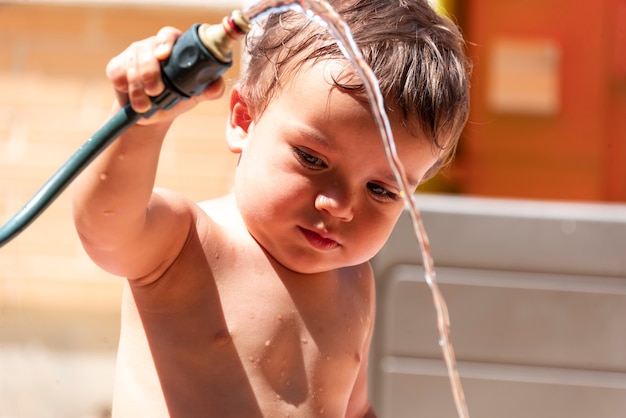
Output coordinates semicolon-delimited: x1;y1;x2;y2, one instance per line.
198;10;252;63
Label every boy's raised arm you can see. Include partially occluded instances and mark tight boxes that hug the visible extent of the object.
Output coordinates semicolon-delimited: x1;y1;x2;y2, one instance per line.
71;27;224;280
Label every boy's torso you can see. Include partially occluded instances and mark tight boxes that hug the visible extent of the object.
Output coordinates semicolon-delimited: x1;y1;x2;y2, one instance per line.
110;196;374;417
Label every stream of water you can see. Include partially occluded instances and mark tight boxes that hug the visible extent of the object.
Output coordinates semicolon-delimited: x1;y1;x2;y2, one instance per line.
242;1;470;417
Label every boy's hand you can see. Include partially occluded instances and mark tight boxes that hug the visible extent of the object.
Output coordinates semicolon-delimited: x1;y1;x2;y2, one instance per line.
105;26;225;125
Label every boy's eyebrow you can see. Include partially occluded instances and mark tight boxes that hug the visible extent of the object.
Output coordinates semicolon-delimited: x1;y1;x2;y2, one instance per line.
293;124;336;151
383;172;419;190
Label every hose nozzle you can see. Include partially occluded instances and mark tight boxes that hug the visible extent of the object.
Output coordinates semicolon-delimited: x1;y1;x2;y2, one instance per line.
152;9;252;112
199;10;252;63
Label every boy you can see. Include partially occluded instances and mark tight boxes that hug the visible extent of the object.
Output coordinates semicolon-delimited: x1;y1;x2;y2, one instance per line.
71;0;470;416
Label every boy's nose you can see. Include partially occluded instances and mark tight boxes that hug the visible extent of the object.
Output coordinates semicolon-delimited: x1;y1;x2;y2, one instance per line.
314;191;354;222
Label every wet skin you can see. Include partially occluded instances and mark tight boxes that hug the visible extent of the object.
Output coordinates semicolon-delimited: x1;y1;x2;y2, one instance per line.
85;61;438;417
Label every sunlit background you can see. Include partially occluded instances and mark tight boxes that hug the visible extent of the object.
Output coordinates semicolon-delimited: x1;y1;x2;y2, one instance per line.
1;0;624;417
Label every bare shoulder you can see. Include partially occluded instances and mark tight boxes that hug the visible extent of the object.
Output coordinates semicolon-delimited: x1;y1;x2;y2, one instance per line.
334;262;377;337
338;262;376;302
197;193;242;228
153;192;244;260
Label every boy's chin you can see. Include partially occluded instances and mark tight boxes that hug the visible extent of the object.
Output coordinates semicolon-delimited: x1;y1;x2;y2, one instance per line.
270;252;369;276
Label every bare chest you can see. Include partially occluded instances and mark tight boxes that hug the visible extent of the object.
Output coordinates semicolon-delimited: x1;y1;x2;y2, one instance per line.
218;259;367;375
114;244;371;417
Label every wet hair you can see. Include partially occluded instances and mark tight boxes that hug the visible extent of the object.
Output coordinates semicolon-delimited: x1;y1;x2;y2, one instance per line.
239;0;471;179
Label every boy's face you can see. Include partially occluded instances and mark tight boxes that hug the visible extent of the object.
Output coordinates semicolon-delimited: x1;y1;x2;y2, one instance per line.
228;61;438;274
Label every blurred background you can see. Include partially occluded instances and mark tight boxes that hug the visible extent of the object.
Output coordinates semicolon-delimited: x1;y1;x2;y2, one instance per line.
0;0;624;417
429;0;626;202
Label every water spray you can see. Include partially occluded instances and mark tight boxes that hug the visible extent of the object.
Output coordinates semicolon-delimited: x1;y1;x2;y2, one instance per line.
0;10;251;248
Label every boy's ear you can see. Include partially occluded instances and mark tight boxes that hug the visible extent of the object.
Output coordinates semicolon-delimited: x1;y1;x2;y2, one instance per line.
226;86;253;154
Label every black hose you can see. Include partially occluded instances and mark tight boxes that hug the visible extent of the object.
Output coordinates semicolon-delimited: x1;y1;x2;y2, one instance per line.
0;106;142;247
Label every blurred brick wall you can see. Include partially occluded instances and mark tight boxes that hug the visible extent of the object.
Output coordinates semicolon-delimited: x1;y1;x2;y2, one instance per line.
0;3;240;315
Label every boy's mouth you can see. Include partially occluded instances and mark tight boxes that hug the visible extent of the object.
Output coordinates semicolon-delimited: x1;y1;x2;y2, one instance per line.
299;227;340;251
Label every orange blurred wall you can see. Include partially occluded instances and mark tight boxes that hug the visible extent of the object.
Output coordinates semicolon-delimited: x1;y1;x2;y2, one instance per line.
448;0;626;202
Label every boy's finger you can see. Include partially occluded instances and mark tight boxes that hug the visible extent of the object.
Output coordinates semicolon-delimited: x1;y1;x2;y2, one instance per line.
153;26;182;60
126;47;152;113
203;76;226;100
105;54;130;96
138;38;165;97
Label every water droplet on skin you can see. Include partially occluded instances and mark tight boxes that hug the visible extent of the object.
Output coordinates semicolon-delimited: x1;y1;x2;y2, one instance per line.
301;338;308;344
265;339;271;347
118;154;125;161
99;173;107;181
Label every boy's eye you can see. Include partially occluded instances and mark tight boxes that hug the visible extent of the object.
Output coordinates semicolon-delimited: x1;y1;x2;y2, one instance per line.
367;182;399;201
293;147;326;169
